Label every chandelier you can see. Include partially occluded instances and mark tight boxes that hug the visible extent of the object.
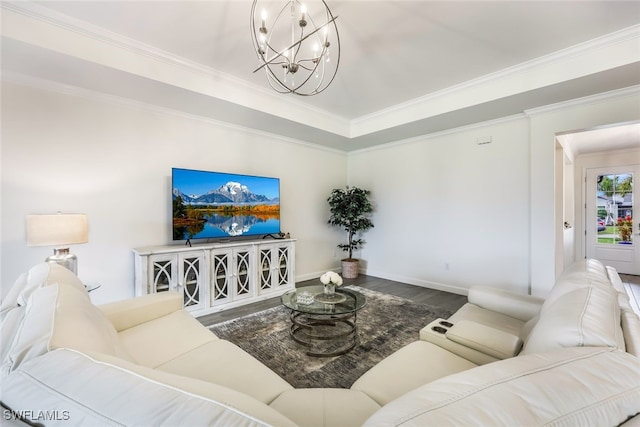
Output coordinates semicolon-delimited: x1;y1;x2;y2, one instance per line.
250;0;340;96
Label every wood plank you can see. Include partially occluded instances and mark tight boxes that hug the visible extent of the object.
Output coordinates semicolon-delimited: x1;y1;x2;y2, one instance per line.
198;272;640;327
198;274;467;327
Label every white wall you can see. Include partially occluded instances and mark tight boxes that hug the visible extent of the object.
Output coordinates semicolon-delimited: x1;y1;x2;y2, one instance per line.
528;92;640;296
3;81;639;304
348;118;531;295
562;151;576;268
349;91;640;298
1;81;347;304
554;146;576;274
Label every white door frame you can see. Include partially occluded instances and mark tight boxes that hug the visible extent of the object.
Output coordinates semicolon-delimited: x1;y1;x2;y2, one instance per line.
584;165;638;274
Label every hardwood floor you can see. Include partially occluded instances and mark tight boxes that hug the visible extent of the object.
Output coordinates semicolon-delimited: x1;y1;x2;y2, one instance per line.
197;273;640;327
197;275;468;327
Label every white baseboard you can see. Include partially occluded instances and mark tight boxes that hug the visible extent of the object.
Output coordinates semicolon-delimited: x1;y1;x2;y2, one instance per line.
297;268;469;296
295;267;341;283
362;269;469;296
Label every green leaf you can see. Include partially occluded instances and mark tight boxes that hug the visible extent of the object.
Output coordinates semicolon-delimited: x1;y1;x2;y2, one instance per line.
327;186;374;259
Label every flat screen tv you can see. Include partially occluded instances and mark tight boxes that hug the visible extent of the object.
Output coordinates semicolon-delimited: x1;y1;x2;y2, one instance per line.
172;168;280;241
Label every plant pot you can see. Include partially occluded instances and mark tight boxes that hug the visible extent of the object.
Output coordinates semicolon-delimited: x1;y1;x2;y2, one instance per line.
341;259;359;279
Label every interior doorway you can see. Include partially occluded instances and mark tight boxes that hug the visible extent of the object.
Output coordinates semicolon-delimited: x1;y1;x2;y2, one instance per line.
556;121;640;275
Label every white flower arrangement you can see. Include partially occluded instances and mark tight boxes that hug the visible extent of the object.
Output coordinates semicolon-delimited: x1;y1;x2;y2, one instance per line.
320;271;343;287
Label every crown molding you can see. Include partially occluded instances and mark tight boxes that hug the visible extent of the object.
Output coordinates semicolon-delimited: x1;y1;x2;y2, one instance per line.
576;146;640;161
349;114;527;156
1;70;347;155
2;1;638;149
351;24;640;137
0;1;351;137
350;84;640;156
524;85;640;116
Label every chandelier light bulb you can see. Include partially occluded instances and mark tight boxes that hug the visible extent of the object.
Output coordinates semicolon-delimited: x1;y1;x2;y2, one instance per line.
259;33;266;53
301;4;307;21
251;0;340;96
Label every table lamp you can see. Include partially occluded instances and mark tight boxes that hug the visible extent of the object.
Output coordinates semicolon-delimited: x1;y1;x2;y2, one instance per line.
26;213;88;275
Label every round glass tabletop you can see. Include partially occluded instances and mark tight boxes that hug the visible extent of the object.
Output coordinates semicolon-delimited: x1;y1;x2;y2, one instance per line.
281;285;367;315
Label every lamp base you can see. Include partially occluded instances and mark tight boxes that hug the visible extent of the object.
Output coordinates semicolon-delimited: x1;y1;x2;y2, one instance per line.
46;248;78;275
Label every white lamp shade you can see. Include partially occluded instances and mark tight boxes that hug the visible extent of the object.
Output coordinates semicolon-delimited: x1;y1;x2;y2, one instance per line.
27;214;88;247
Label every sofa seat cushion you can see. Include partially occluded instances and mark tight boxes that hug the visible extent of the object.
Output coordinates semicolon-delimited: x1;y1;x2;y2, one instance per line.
447;303;525;336
270;389;381;427
522;285;624;355
117;309;219;367
362;347;640;427
156;339;293;404
351;341;476;406
3;348;296;427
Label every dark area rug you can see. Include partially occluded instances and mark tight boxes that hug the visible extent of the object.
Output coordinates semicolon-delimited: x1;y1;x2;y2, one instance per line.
208;286;454;388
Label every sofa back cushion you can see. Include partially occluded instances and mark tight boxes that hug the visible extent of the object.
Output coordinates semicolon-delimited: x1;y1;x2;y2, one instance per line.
606;266;629;294
363;347;640;427
521;285;624;355
545;259;612;306
1;264;86;363
2;264;133;374
607;266;640;357
621;307;640;357
13;262;87;306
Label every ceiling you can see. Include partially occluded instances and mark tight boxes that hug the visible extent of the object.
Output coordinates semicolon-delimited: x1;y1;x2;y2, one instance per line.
558;121;640;159
2;1;640;151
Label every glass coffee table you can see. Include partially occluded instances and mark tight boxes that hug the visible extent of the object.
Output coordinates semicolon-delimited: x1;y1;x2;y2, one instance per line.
281;286;366;357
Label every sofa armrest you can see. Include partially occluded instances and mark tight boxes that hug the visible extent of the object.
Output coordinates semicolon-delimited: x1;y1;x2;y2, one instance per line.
98;292;183;332
420;319;498;365
445;321;523;359
468;286;544;321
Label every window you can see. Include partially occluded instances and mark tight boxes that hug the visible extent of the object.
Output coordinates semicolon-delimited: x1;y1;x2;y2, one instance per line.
597;173;633;245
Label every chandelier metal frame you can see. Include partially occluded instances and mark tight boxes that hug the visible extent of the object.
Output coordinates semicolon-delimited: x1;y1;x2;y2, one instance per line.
250;0;340;96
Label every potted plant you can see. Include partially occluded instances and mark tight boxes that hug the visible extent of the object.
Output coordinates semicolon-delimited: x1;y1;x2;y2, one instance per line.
327;186;374;278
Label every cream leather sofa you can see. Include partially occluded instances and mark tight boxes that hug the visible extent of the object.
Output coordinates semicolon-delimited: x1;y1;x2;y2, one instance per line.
1;260;639;426
355;259;640;426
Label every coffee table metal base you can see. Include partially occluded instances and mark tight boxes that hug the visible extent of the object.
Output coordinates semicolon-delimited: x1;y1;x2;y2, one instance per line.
289;311;358;357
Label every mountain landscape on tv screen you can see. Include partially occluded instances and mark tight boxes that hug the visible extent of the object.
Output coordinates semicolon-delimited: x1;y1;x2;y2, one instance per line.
173;181;278;205
172;180;280;240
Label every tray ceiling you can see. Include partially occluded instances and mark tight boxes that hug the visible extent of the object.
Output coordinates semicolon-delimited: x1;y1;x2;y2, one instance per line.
2;1;640;150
